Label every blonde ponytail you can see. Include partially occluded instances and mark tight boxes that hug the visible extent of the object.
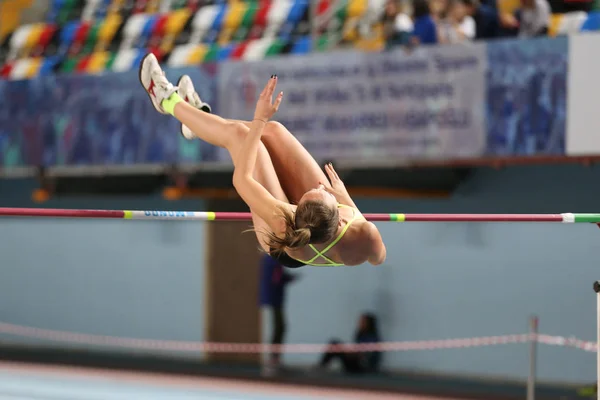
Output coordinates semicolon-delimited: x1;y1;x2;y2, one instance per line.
251;200;338;256
266;206;311;255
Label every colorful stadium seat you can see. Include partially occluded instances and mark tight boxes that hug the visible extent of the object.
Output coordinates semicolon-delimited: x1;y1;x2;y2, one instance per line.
9;57;38;80
243;37;278;60
218;1;247;44
556;11;588;35
159;9;191;53
581;11;600;31
291;36;311;54
231;2;259;41
112;48;142;71
0;0;32;43
190;4;222;43
58;20;79;54
279;0;308;40
39;56;60;75
262;0;296;38
8;24;35;60
549;13;564;36
217;43;235;60
8;0;600;80
229;40;251;59
167;43;199;66
95;14;123;51
120;13;151;49
86;50;111;72
249;1;272;39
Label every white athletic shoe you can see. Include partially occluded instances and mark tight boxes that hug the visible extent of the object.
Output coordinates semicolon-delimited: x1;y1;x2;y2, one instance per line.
177;74;212;140
138;53;178;115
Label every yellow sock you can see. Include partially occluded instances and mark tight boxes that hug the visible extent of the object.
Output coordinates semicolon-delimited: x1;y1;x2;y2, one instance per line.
161;92;183;116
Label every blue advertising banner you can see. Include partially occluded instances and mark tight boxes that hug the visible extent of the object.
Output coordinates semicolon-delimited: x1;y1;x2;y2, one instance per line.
0;65;219;168
217;44;488;165
0;37;571;170
485;37;567;156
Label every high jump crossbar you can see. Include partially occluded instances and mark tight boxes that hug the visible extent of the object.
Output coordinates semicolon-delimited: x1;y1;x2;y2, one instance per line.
1;208;600;223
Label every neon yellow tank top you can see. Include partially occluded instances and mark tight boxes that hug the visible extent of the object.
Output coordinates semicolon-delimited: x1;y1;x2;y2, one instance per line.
288;204;361;267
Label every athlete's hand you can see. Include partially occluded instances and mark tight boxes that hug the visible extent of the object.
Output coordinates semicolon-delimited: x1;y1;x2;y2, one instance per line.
322;163;349;198
254;75;283;122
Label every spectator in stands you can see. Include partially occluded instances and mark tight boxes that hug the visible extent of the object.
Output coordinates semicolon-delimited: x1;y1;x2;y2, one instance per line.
459;0;518;39
259;254;299;376
412;0;439;45
383;0;414;48
514;0;551;37
430;0;450;22
438;0;477;43
317;312;382;375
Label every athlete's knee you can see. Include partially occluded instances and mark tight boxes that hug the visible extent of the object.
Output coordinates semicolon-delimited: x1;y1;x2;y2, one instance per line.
264;121;287;137
266;121;285;130
226;121;249;145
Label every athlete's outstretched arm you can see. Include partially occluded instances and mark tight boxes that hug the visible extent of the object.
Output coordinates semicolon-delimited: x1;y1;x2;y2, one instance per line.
232;77;287;230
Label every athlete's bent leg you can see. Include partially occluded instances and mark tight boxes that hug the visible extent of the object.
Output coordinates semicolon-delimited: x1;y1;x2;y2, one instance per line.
151;66;326;205
139;54;287;250
171;108;289;250
230;120;331;204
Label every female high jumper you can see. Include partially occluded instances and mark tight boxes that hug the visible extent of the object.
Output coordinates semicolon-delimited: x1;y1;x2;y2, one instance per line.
139;53;386;268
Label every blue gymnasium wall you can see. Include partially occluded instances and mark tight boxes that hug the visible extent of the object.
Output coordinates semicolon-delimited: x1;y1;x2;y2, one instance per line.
0;164;598;384
0;179;207;348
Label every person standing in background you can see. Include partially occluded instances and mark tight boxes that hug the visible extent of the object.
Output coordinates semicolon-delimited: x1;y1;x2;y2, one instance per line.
259;254;299;376
383;0;414;49
459;0;519;39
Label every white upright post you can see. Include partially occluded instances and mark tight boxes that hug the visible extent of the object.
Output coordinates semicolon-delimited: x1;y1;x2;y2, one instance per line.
527;315;538;400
